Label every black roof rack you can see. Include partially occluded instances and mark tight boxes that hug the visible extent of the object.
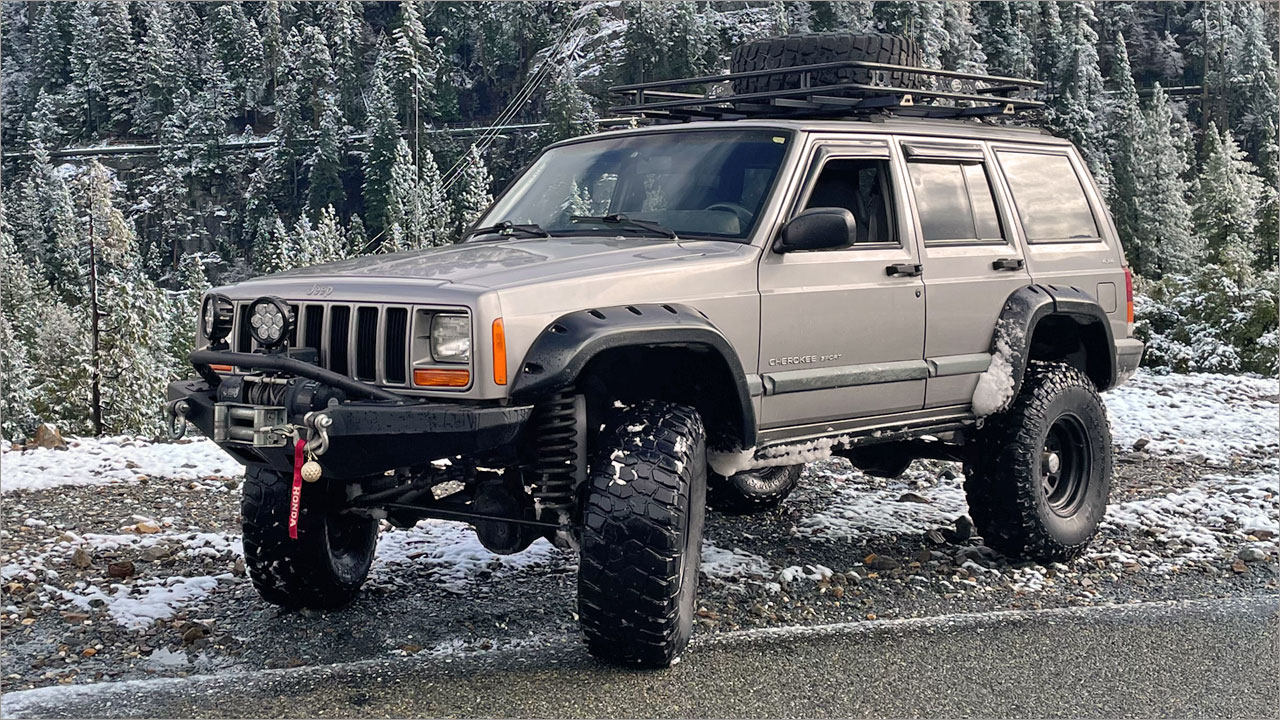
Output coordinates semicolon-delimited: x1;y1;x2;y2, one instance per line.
610;61;1045;124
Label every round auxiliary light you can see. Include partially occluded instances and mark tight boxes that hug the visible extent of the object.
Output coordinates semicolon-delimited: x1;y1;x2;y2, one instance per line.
201;293;235;345
247;296;293;349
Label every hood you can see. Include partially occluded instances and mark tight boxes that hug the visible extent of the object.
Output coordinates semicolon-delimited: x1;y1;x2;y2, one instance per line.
246;236;744;291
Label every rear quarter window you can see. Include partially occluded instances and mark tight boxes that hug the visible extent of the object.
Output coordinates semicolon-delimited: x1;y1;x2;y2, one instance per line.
996;151;1100;243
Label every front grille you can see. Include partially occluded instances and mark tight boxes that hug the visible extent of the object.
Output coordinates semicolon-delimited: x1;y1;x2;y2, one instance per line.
230;301;420;387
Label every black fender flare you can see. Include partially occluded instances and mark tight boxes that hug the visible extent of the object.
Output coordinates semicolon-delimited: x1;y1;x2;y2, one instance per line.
994;284;1117;400
510;303;757;448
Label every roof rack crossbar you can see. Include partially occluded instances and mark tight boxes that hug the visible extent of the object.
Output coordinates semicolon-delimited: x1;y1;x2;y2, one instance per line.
608;59;1045;125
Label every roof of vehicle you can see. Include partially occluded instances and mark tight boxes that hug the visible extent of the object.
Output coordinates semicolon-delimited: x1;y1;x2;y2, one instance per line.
552;117;1072;149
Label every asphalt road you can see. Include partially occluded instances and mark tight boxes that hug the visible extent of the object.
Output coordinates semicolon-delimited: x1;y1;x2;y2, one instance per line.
3;595;1275;718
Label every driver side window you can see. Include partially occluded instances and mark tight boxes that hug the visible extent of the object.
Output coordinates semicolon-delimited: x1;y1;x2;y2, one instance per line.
803;158;896;245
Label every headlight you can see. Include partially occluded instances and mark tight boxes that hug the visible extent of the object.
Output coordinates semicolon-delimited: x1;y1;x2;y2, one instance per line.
247;296;293;349
201;293;235;345
430;314;471;363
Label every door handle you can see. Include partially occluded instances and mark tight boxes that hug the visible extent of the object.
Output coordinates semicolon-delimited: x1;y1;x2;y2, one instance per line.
992;257;1025;271
885;263;923;278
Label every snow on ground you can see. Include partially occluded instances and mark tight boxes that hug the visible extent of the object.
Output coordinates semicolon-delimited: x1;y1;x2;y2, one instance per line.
1;437;240;493
55;575;228;630
798;465;968;542
372;520;568;593
701;542;771;580
1103;371;1279;464
1090;465;1279;573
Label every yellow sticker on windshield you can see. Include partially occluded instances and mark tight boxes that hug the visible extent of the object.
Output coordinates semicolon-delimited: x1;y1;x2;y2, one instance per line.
773;136;787;144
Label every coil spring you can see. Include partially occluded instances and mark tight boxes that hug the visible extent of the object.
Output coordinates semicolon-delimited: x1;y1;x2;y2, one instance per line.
529;390;579;514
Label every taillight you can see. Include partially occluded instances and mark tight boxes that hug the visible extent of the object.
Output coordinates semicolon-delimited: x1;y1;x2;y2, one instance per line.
1124;267;1134;324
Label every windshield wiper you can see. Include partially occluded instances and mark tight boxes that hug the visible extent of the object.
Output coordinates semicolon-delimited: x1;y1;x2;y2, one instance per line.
464;221;550;241
569;214;678;239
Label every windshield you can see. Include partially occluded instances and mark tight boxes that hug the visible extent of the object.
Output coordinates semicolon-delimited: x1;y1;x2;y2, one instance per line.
479;129;792;241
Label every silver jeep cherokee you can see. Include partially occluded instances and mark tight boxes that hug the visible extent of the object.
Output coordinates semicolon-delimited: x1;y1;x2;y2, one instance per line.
168;34;1144;667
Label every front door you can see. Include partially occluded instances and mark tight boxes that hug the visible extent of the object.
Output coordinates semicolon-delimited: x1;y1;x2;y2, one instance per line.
757;138;926;431
896;138;1033;409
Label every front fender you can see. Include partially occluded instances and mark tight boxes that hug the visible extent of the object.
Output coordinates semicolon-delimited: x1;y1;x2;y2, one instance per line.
510;303;757;447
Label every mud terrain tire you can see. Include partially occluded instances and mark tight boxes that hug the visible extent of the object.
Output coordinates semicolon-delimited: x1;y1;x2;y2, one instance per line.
708;465;802;514
242;465;379;609
578;401;707;667
730;32;923;96
964;362;1113;562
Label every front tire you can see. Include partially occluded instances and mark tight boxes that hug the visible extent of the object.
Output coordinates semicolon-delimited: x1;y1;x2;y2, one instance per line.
708;465;802;514
242;465;379;609
963;362;1113;562
578;401;707;667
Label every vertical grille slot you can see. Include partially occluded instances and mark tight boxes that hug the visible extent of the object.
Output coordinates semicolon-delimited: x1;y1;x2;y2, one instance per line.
287;304;299;346
328;306;351;375
355;307;379;381
384;308;408;384
303;304;326;358
236;304;253;352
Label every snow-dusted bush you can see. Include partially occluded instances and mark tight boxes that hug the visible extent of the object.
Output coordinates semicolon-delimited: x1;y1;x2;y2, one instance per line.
1136;267;1278;375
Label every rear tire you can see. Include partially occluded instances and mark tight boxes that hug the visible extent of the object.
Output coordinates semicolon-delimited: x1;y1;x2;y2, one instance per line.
963;362;1112;562
578;401;706;667
242;465;379;609
708;465;802;514
730;32;923;96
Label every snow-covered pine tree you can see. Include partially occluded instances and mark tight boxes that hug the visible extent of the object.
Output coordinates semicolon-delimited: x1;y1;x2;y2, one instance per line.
872;1;946;68
0;314;40;442
168;251;213;374
380;140;419;252
667;1;723;79
453;144;493;236
255;216;295;275
391;0;442;125
312;206;348;264
30;1;70;96
134;3;183;136
0;213;49;347
307;91;346;218
414;148;453;248
940;1;987;74
1105;32;1146;273
347;214;369;257
363;44;404;244
15;142;83;303
67;1;102;139
80;161;174;435
210;1;265;117
329;0;365;124
1136;84;1198;277
817;1;875;33
1193;123;1267;277
258;0;285;106
98;0;137;134
537;72;599;147
618;2;669;84
1046;1;1108;180
1226;1;1280;161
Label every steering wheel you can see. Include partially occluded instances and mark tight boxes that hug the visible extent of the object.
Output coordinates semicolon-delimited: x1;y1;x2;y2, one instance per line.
703;202;754;231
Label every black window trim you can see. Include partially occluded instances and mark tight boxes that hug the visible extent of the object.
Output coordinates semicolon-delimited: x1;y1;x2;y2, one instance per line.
788;146;901;252
993;147;1105;246
906;156;1009;248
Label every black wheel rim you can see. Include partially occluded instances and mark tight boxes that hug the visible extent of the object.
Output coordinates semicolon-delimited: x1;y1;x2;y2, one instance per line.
1041;413;1091;517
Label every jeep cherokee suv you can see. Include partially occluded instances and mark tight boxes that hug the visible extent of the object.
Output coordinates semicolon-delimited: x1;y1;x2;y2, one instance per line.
167;34;1144;667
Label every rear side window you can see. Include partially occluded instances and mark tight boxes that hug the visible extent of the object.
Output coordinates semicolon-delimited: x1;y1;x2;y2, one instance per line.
996;151;1100;242
907;161;1004;244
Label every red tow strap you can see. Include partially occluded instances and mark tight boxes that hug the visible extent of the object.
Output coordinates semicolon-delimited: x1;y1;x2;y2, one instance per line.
289;438;305;539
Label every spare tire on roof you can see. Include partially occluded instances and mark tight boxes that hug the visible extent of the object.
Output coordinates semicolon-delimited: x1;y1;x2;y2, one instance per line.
729;32;923;97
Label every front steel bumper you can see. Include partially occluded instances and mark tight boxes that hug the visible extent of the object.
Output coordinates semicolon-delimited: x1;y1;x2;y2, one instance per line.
167;351;532;478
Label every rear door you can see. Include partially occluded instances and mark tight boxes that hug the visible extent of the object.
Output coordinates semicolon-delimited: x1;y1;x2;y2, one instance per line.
990;144;1129;338
896;138;1032;410
757;136;926;430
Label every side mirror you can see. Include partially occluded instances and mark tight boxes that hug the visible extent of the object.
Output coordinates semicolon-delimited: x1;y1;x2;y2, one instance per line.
776;207;857;252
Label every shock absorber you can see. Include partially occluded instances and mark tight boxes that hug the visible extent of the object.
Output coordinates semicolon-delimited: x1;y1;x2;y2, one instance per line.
528;390;586;526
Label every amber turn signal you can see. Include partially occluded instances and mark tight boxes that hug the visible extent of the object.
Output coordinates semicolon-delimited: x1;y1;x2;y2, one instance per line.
413;368;470;387
209;364;234;373
492;318;507;385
